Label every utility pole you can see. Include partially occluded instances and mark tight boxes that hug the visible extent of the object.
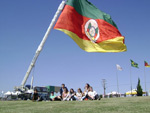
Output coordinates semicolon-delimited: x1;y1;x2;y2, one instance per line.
102;79;106;97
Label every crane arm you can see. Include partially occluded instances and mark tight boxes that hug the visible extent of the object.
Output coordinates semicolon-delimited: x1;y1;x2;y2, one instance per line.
20;0;66;88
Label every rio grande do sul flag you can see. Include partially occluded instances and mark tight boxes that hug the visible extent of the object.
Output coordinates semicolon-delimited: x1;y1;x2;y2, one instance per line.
145;61;150;67
54;0;127;52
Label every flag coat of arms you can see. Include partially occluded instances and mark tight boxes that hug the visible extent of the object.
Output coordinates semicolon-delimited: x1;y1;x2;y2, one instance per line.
145;61;150;67
54;0;127;52
130;60;139;68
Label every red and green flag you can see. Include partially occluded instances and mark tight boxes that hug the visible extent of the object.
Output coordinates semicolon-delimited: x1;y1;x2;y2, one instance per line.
54;0;127;52
130;60;139;68
145;61;150;67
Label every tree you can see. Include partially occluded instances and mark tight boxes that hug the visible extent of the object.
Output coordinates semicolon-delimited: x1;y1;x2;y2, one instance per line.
136;78;143;96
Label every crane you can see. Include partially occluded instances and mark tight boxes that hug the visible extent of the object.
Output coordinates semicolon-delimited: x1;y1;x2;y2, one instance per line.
14;0;66;94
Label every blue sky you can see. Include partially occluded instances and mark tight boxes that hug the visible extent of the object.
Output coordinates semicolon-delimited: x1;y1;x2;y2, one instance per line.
0;0;150;95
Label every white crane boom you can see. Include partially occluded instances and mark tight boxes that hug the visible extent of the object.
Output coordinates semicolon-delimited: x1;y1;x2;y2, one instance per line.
20;0;66;88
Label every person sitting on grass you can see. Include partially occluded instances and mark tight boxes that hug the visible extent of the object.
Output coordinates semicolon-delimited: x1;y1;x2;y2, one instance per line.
84;83;90;94
60;83;68;97
32;89;41;101
62;87;69;101
87;86;100;100
49;91;56;101
82;83;90;100
67;88;76;101
53;87;69;101
75;88;83;101
52;93;62;101
53;85;69;101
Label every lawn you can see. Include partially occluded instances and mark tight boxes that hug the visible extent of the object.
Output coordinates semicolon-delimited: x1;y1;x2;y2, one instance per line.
0;96;150;113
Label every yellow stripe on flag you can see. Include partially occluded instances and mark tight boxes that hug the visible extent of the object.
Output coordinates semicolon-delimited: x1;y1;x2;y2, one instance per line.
56;29;127;52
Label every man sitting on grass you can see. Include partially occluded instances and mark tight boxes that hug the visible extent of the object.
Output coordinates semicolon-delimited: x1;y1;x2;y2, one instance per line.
32;89;42;101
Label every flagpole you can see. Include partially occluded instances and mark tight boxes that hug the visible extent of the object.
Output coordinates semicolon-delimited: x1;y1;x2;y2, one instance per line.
130;66;132;96
144;65;147;95
116;69;119;96
20;0;66;88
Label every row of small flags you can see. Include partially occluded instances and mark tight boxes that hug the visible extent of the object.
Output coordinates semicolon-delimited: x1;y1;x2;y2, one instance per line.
116;60;150;71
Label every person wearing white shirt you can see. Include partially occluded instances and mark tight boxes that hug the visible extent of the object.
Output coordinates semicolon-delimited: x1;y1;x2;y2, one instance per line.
87;87;100;100
75;88;83;101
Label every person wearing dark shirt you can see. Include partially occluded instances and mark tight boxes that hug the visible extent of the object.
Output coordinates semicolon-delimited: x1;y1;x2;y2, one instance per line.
60;84;68;97
32;89;39;101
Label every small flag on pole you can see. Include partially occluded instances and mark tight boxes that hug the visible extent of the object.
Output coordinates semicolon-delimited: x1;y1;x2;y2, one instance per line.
54;0;127;53
130;60;139;68
116;64;122;71
144;61;150;67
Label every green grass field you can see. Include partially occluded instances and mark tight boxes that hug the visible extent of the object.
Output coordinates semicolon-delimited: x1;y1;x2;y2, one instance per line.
0;97;150;113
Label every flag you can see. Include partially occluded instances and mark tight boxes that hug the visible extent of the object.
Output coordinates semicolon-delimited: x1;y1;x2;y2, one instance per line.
144;61;150;67
116;64;122;71
130;60;139;68
54;0;127;52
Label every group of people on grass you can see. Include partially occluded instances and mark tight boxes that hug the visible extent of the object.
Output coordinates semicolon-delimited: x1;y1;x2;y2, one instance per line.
50;83;100;101
32;83;100;101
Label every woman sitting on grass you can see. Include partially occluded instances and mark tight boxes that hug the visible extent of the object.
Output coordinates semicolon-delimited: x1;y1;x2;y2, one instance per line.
75;88;83;101
82;83;90;100
84;83;90;93
53;87;69;101
67;88;76;101
62;87;69;101
87;87;100;100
